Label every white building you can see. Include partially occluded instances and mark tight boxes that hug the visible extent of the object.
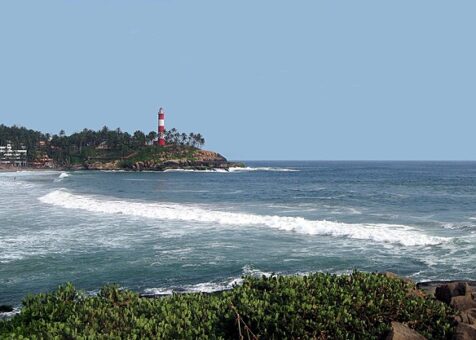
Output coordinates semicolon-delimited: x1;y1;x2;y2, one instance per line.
0;143;28;166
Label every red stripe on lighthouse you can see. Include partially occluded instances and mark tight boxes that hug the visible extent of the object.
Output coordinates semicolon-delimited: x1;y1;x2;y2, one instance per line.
158;108;166;146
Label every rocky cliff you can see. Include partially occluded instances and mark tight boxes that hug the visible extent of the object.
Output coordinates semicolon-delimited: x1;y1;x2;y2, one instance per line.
82;149;243;171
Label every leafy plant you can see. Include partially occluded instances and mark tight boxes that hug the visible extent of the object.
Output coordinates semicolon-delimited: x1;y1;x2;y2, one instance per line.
0;272;455;339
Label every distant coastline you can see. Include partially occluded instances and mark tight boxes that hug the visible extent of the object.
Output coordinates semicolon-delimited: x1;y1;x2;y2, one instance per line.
0;150;245;172
0;124;244;172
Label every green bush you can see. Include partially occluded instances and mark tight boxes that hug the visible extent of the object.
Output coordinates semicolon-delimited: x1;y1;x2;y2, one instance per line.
0;272;455;339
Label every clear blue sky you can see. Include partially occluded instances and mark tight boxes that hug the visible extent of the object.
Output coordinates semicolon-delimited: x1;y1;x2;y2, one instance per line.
0;1;474;160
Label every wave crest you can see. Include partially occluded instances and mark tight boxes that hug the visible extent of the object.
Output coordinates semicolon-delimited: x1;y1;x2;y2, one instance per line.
229;167;299;172
142;265;271;295
163;167;299;173
38;190;448;246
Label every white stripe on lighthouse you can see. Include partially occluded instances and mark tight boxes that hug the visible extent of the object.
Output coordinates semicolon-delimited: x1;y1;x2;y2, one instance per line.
159;119;165;126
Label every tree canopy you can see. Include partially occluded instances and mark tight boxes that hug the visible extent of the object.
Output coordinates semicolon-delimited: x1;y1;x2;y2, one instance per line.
0;124;205;165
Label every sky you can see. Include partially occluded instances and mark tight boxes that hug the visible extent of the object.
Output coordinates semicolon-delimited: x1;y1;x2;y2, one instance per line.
0;1;475;160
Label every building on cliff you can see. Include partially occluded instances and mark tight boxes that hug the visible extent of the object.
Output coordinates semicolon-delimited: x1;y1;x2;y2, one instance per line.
0;143;27;166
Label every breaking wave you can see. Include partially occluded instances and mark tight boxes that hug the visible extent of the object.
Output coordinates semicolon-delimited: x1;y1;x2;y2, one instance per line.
228;167;299;172
163;167;299;173
54;172;70;182
0;307;20;320
38;190;449;246
143;279;241;295
142;265;272;295
164;168;228;173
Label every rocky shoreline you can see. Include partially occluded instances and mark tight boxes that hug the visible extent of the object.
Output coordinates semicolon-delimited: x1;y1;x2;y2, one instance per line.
84;158;244;172
82;149;239;171
415;280;476;339
1;149;244;172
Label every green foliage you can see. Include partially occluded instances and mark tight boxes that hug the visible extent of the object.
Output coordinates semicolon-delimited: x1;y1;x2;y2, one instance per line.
0;124;45;161
0;124;205;166
0;272;455;339
115;146;199;169
164;129;205;148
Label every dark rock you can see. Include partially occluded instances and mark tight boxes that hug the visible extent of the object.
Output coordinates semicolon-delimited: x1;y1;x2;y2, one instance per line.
385;322;426;340
455;322;476;340
417;281;476;298
0;305;13;313
163;160;180;167
435;282;473;305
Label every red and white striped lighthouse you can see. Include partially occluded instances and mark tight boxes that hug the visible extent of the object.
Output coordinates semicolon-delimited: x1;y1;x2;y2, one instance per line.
158;107;165;146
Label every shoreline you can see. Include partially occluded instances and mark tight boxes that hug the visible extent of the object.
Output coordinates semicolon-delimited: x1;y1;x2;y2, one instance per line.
1;272;474;338
0;163;245;173
2;275;475;313
1;147;245;172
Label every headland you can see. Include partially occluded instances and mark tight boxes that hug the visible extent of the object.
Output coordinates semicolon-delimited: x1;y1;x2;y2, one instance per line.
0;124;243;172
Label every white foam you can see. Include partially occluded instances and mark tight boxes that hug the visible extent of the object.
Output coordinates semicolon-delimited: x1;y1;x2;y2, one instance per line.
142;267;361;296
0;178;37;190
0;307;20;320
59;172;70;178
38;190;449;246
162;167;299;173
0;170;58;177
228;167;299;172
142;265;269;295
0;170;56;189
163;168;228;173
54;172;70;182
442;223;459;230
143;288;174;295
242;264;273;277
143;279;241;295
99;170;126;173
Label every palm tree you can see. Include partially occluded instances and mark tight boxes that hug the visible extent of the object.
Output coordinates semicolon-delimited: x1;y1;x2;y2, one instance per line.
133;130;146;146
180;133;187;146
195;133;205;148
147;131;158;144
188;133;196;147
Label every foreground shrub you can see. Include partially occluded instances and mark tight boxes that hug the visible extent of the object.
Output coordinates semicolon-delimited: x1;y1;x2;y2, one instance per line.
0;272;455;339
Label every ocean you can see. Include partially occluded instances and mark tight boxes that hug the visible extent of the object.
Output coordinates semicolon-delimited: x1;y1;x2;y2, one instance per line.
1;161;475;307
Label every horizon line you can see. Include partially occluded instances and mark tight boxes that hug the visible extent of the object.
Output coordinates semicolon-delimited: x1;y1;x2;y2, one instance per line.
233;159;476;162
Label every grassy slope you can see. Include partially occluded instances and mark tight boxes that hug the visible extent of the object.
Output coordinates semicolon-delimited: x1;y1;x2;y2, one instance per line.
123;145;198;163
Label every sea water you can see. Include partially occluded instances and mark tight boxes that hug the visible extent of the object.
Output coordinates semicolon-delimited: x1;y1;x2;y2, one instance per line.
1;161;475;307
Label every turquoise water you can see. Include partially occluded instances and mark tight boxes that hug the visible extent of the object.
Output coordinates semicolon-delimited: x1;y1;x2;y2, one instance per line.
1;161;476;307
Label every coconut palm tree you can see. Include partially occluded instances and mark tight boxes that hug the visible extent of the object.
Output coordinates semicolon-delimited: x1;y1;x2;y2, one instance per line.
147;131;158;144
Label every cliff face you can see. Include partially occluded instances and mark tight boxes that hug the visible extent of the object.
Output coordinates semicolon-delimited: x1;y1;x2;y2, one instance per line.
126;150;238;171
81;161;119;171
83;149;243;171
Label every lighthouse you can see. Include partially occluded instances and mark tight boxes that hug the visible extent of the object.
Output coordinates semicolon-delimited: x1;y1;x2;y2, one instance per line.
158;107;165;146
